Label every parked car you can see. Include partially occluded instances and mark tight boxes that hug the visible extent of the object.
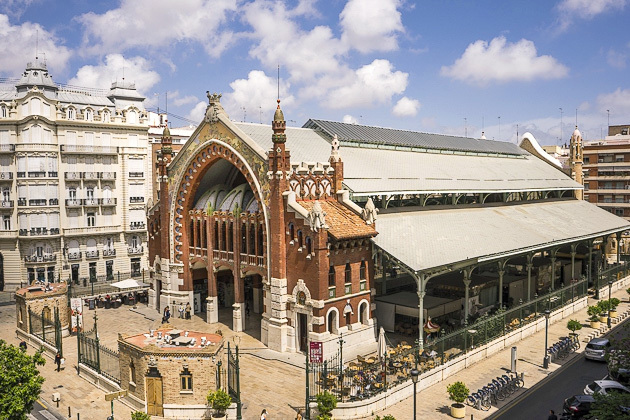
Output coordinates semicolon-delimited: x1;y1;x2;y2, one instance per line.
563;395;595;418
584;338;611;361
583;379;630;396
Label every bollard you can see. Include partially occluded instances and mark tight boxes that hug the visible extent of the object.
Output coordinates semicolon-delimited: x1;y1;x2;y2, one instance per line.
68;407;71;418
77;414;79;420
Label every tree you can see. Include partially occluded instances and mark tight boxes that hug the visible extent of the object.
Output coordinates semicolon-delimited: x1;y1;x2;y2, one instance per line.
316;391;337;420
0;340;45;420
590;392;630;420
131;411;151;420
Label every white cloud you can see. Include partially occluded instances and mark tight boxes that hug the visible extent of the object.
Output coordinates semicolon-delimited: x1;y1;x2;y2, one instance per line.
77;0;237;57
0;0;37;19
327;60;408;109
392;97;421;117
343;115;358;124
186;101;208;124
68;54;160;95
440;36;569;85
172;94;199;107
556;0;627;31
0;14;72;76
340;0;404;53
597;88;630;115
224;70;295;123
607;49;627;69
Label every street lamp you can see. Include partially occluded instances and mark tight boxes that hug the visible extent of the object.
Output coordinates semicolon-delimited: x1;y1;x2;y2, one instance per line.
608;280;613;328
543;309;551;369
410;368;419;420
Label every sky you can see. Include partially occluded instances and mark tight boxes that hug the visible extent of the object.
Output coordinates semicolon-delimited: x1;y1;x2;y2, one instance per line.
1;0;630;145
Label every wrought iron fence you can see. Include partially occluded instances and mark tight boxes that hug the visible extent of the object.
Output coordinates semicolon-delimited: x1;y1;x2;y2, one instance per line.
77;315;120;384
28;307;62;356
227;343;242;419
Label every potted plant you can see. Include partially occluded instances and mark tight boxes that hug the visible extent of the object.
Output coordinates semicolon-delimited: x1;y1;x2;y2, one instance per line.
131;412;151;420
597;300;611;322
587;305;602;328
207;389;232;419
567;319;582;336
316;391;337;420
609;297;620;318
447;381;469;419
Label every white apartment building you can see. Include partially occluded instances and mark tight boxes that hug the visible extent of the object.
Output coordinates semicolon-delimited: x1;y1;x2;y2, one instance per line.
0;59;152;291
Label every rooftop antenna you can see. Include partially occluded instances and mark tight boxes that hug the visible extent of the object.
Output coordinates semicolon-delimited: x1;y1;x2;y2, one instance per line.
498;116;501;139
259;106;262;124
165;92;168;126
35;29;39;60
559;107;563;145
154;93;160;115
607;109;610;128
516;124;519;144
277;64;280;101
241;106;246;122
575;108;578;127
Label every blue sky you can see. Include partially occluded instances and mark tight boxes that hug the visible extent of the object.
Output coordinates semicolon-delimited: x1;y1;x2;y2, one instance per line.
1;0;629;145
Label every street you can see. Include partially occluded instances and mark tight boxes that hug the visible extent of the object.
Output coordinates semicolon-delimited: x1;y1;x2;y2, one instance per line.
29;400;65;420
492;317;630;420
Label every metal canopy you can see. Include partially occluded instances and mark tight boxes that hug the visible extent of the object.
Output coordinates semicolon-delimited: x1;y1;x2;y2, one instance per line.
372;199;630;275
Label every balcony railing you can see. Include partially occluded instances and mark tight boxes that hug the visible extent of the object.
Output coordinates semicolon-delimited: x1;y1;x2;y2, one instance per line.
61;145;119;154
49;171;58;177
102;248;116;257
130;196;144;204
129;172;144;178
49;198;59;205
130;221;145;230
1;200;13;208
18;198;26;206
63;225;121;236
83;172;99;180
0;172;13;180
100;172;116;180
84;198;99;206
65;199;83;207
24;254;56;263
28;171;46;178
50;228;59;235
128;246;144;255
65;172;82;180
67;251;82;261
29;199;47;206
0;144;15;152
100;198;117;206
0;230;17;238
85;250;99;259
19;227;52;236
17;172;25;178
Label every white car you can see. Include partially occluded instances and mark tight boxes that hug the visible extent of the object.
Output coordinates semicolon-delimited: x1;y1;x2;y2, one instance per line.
583;379;630;396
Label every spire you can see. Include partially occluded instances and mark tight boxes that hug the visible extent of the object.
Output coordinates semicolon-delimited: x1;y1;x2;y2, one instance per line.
272;99;286;144
329;134;341;163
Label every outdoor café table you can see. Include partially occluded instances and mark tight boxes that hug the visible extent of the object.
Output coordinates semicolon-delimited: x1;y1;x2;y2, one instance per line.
172;336;193;346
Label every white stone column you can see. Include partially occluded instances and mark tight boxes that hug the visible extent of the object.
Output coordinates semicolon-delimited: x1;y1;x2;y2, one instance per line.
206;296;218;324
233;302;244;332
265;276;290;352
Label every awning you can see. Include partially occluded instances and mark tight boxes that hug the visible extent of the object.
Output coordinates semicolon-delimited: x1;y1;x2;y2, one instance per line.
110;279;150;289
373;199;630;274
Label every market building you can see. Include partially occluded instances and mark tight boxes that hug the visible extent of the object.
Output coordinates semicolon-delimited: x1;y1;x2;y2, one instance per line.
147;94;630;356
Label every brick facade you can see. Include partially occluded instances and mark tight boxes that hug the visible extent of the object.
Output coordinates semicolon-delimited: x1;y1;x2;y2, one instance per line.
15;282;69;334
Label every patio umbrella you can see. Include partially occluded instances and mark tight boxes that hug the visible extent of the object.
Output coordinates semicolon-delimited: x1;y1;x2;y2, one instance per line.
423;317;440;334
378;327;387;363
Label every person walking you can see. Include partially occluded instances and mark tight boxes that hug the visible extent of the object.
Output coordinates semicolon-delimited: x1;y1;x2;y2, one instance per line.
260;409;268;420
54;352;62;372
162;306;170;324
185;302;191;320
179;303;184;319
295;408;303;420
548;409;558;420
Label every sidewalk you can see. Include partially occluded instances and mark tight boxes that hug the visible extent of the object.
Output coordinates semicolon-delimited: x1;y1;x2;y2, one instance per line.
362;288;630;420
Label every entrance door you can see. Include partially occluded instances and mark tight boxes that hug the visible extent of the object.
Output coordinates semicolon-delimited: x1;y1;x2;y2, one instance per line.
146;376;163;416
298;313;308;352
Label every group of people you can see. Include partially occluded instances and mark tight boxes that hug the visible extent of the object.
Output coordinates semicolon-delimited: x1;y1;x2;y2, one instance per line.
161;302;192;323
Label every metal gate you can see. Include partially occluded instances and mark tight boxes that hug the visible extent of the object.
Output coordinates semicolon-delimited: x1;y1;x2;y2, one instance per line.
28;307;63;357
227;343;242;420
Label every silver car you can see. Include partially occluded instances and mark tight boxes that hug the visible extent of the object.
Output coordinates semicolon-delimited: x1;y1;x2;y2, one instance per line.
583;379;630;396
584;338;611;361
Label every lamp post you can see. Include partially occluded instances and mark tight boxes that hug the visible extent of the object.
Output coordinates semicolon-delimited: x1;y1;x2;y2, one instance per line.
608;280;613;328
543;309;551;369
410;368;419;420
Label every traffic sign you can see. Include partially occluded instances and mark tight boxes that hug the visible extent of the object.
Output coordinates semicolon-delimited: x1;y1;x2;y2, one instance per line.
104;390;128;401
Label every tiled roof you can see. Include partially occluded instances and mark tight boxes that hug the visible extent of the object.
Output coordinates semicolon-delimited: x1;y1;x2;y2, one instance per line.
299;200;376;240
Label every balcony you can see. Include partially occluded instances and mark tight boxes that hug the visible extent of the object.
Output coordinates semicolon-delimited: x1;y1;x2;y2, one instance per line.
17;172;25;178
130;221;146;230
129;172;144;178
65;199;83;207
0;230;17;238
49;198;59;206
103;248;116;257
128;245;144;255
24;254;56;263
28;171;47;178
85;250;99;259
84;198;99;207
67;251;82;261
18;198;26;206
100;172;116;180
64;172;82;180
130;196;144;204
50;228;60;235
0;144;15;153
1;200;13;208
48;171;58;177
0;172;13;180
29;199;47;206
21;227;50;237
100;197;117;206
63;225;121;236
83;172;99;181
60;145;119;155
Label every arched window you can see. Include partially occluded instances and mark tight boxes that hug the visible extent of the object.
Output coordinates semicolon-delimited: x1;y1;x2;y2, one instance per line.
360;261;367;280
221;221;227;251
126;109;138;124
214;221;219;249
189;220;195;241
84;108;93;121
327;310;337;334
66;107;76;120
180;367;193;391
249;222;256;254
101;109;111;123
288;222;295;242
328;266;336;287
241;222;247;253
305;237;312;255
0;104;7;118
359;301;368;324
228;222;233;252
297;230;303;249
129;360;136;385
257;225;264;256
345;263;352;284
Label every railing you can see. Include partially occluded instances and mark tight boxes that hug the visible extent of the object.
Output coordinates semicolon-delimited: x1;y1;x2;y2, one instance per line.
102;248;116;257
128;172;144;178
28;171;46;178
24;228;49;236
100;198;116;205
29;199;47;206
48;171;58;177
0;172;13;180
78;332;120;384
84;198;99;206
0;230;17;238
65;172;82;180
65;199;83;206
83;172;99;180
63;225;121;236
127;246;143;255
18;198;26;206
49;198;59;205
17;172;25;178
68;251;82;261
100;172;116;180
129;222;145;230
1;200;13;208
85;250;99;259
129;196;144;204
50;228;60;235
61;145;119;154
0;144;15;152
24;254;56;263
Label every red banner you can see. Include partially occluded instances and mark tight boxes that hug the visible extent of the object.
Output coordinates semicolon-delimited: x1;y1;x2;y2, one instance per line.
309;341;323;363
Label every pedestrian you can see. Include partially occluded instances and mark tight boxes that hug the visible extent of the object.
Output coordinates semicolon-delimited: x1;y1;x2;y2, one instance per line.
246;302;250;317
19;340;27;351
295;408;303;420
162;306;170;324
260;408;268;420
179;303;184;319
54;352;62;372
185;302;191;320
548;409;558;420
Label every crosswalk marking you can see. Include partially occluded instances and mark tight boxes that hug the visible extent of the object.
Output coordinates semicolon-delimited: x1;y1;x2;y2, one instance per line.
38;410;58;420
